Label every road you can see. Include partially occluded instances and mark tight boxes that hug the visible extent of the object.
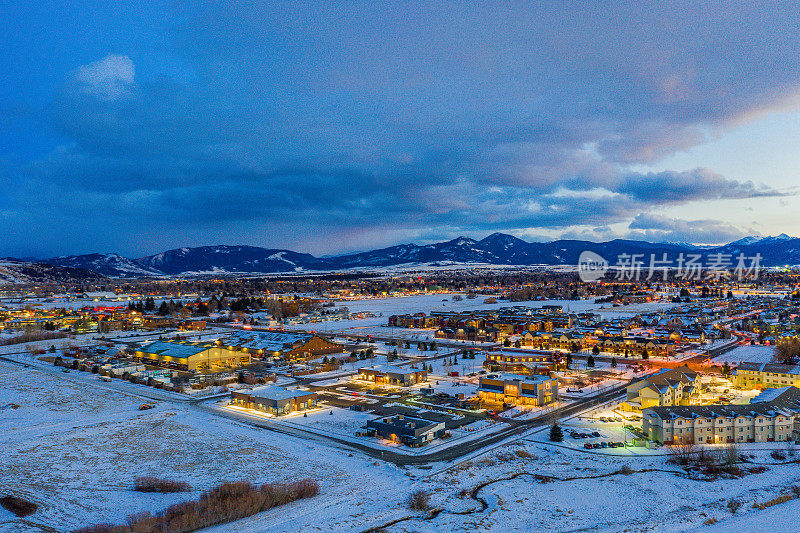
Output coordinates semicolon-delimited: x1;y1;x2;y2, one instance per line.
193;379;632;466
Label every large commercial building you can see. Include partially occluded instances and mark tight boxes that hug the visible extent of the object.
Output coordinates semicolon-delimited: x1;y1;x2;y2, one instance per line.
222;330;346;361
135;340;251;372
357;364;427;386
643;386;800;445
621;365;700;412
230;385;318;416
477;373;557;407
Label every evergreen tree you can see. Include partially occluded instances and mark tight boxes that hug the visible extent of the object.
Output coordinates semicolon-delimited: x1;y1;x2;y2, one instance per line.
549;423;563;442
587;355;595;368
611;357;617;368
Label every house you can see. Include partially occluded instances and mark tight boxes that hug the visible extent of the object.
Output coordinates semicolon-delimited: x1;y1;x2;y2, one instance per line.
357;365;427;386
477;373;557;406
363;414;445;446
621;365;700;412
134;340;251;372
230;385;317;416
643;386;800;444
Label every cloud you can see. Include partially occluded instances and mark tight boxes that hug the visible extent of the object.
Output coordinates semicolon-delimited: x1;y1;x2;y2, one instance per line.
3;2;800;255
70;55;136;101
627;213;753;244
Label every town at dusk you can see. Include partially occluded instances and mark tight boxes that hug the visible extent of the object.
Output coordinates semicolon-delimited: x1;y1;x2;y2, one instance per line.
2;2;800;532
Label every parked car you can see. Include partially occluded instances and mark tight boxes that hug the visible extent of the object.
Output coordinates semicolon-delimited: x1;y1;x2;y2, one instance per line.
592;431;601;437
583;443;593;449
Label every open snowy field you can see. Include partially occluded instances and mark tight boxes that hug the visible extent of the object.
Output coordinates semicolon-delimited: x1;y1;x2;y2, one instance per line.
712;345;776;365
0;360;414;532
5;351;800;533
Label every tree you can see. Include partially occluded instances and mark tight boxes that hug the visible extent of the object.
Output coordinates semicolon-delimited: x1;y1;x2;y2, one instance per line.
611;357;617;368
775;337;800;364
157;301;170;315
722;362;731;378
566;353;572;369
570;342;580;353
503;339;511;347
641;349;649;360
549;423;563;442
592;345;600;355
587;355;595;368
514;340;521;348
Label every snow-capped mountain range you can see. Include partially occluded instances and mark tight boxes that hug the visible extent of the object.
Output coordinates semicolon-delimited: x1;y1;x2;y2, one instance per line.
27;233;800;278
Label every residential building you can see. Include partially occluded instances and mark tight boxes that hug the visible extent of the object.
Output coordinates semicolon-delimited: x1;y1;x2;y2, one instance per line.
621;365;700;411
733;362;800;389
643;386;800;444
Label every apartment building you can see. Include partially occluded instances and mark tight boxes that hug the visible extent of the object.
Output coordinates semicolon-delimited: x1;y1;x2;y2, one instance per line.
621;365;700;412
733;362;800;389
643;386;800;444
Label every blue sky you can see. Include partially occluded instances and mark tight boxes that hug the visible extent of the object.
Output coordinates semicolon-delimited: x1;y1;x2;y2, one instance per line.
1;1;798;258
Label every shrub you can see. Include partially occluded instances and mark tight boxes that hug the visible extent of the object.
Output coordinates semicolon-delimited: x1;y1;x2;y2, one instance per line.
515;449;534;459
771;450;787;461
0;495;38;517
408;490;430;511
617;464;634;475
549;424;563;442
134;477;191;493
727;498;742;513
77;479;318;533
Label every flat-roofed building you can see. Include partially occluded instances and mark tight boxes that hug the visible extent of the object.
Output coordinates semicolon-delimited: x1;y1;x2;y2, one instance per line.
363;414;445;446
357;364;427;386
222;330;345;361
135;340;250;372
230;385;318;416
477;373;557;406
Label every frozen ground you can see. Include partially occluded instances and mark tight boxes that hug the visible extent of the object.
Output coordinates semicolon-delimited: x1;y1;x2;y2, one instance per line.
3;349;796;532
711;345;776;365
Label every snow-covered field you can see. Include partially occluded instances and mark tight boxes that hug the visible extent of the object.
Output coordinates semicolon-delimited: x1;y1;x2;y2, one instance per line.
712;345;776;365
4;339;798;532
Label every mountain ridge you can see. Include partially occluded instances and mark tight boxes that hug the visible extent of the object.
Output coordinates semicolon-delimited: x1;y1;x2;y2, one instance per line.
38;234;800;278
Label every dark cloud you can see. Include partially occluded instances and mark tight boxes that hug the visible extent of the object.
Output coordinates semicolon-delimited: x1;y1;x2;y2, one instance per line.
2;1;800;255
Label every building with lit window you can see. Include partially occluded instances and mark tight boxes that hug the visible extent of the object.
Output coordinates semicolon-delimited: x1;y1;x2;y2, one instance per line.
134;340;250;372
477;373;557;406
230;385;317;416
357;364;427;386
643;386;800;445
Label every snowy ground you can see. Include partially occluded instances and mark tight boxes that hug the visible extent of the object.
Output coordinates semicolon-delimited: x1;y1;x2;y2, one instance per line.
711;345;776;365
4;328;796;532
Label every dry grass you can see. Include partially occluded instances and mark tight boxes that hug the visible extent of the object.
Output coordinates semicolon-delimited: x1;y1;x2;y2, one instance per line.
76;479;319;533
0;331;67;346
753;493;794;510
134;477;191;493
